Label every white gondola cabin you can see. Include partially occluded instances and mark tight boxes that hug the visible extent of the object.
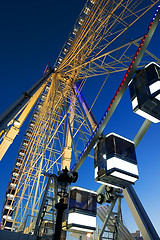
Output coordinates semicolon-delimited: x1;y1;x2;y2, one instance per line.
94;133;139;189
129;62;160;123
63;187;97;233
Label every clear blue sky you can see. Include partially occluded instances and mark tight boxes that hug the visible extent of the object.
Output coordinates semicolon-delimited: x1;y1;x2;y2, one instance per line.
0;0;160;236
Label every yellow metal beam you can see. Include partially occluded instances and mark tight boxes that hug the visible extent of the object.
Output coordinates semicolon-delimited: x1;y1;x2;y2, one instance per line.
62;94;76;170
0;74;53;161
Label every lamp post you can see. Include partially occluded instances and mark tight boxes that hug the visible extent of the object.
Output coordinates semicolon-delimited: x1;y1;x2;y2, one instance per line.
54;167;78;240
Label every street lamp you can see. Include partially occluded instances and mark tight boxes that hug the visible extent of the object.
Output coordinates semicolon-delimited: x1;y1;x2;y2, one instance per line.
54;167;78;240
57;167;77;198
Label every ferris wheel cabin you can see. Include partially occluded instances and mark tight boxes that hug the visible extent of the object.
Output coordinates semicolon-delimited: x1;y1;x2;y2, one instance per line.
63;187;97;233
129;62;160;123
94;133;139;189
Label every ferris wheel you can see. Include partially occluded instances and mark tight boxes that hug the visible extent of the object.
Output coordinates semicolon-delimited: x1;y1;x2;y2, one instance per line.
0;0;160;239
